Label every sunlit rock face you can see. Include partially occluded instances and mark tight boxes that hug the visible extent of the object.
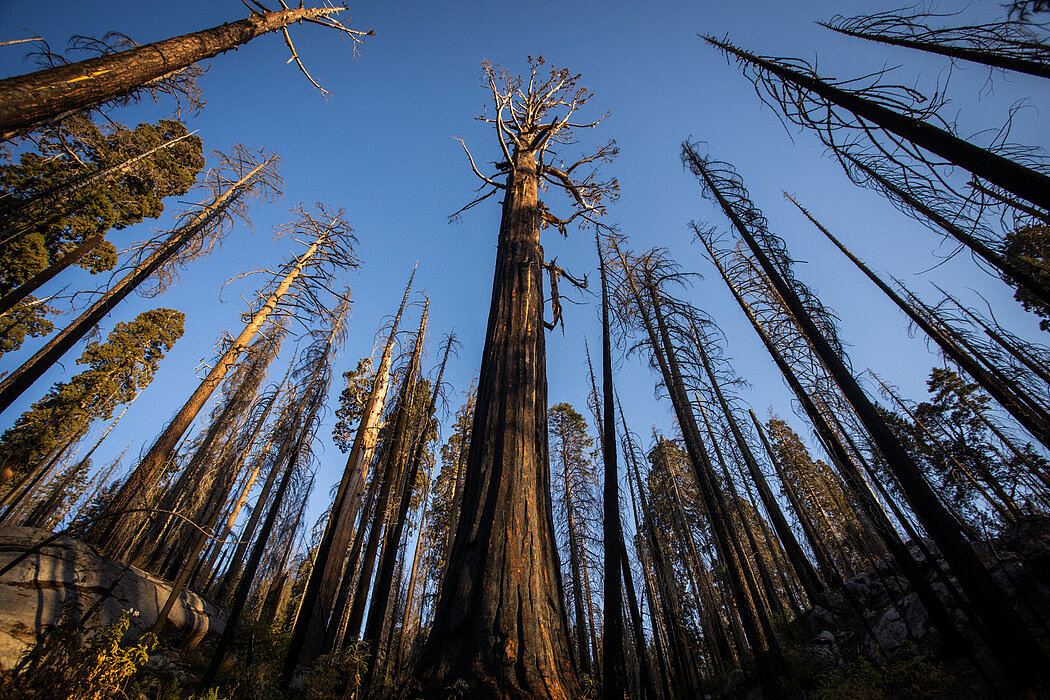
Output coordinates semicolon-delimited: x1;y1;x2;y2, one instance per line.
0;526;227;668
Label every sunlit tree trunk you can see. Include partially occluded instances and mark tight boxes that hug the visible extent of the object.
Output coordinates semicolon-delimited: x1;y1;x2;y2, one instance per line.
0;8;351;140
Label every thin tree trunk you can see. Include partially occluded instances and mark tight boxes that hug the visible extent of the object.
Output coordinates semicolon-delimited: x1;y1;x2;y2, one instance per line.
596;238;625;700
823;23;1050;80
0;158;272;414
693;170;1047;685
707;38;1050;212
87;217;324;555
695;338;826;604
358;329;453;694
346;305;428;643
790;194;1050;449
291;273;413;664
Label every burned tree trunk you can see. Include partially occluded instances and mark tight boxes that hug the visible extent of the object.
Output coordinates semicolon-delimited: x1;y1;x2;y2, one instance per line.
687;150;1048;686
286;272;414;665
88;206;349;556
0;7;370;140
418;59;616;699
704;37;1050;212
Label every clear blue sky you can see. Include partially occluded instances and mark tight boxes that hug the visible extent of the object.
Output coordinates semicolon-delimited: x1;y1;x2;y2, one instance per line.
1;1;1046;537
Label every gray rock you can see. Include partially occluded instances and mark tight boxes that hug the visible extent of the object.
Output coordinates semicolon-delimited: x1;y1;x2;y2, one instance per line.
0;526;227;669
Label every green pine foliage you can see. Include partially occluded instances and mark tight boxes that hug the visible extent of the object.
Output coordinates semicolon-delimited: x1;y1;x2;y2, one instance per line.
0;307;185;479
331;356;377;452
1002;224;1050;331
0;116;204;353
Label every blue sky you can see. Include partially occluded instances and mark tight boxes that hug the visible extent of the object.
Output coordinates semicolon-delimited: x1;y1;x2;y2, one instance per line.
1;1;1046;537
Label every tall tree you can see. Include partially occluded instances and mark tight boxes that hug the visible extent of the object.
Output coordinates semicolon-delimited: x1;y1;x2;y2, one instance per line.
549;402;599;678
702;36;1050;213
0;117;204;352
684;146;1048;687
358;331;455;692
417;58;617;699
0;308;183;500
293;271;415;663
86;203;355;555
820;9;1050;80
0;147;280;412
0;6;372;140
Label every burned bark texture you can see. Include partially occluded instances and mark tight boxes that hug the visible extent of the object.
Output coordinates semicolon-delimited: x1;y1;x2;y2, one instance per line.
416;147;577;699
0;8;339;140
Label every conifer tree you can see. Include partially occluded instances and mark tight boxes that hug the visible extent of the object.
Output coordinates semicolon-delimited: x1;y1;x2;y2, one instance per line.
418;57;616;698
0;307;183;497
0;117;204;352
549;401;599;677
0;147;279;412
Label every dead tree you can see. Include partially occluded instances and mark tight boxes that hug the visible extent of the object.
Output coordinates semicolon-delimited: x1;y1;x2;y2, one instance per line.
152;304;344;637
609;240;784;696
0;147;280;414
417;57;617;699
586;233;627;698
686;147;1049;687
87;202;355;555
703;36;1050;216
841;154;1050;311
692;332;826;604
0;6;372;140
821;9;1050;80
138;322;286;573
346;302;429;643
787;193;1050;449
357;331;455;692
288;271;415;664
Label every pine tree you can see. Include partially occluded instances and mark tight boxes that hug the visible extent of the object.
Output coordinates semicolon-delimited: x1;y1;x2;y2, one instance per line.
549;401;599;677
1003;224;1050;330
0;308;183;488
0;117;204;353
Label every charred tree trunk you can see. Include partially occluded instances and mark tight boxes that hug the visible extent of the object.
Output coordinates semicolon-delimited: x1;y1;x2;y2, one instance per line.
790;194;1050;449
87;219;326;555
288;272;413;664
0;8;348;140
357;332;453;693
597;238;625;700
346;303;429;643
706;38;1050;212
690;161;1048;685
695;338;826;603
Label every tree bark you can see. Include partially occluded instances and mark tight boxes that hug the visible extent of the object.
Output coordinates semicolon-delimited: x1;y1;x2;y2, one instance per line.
693;168;1048;684
0;8;340;140
87;219;324;555
708;38;1050;212
290;272;413;664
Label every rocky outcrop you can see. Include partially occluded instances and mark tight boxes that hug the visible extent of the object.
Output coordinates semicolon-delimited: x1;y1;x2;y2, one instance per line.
790;521;1050;672
0;526;227;669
